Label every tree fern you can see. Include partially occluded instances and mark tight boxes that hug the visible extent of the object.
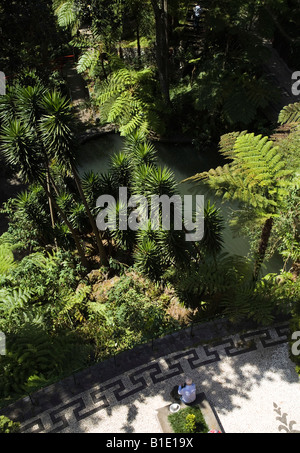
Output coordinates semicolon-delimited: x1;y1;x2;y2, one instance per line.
120;110;149;136
0;287;32;317
106;91;135;123
87;301;110;322
170;253;253;310
278;102;300;125
188;132;290;212
76;48;100;74
96;68;159;136
0;323;91;396
55;286;90;327
221;273;283;326
244;75;279;110
216;131;248;160
186;131;293;280
0;244;15;275
53;0;77;29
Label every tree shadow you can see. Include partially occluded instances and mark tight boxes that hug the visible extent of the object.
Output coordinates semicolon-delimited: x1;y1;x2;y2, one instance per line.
14;326;300;434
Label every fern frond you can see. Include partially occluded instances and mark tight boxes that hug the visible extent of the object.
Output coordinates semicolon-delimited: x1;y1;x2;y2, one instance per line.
278;102;300;125
54;1;77;28
0;244;15;274
0;287;32;316
219;131;248;159
106;91;133;123
186;132;290;211
76;48;100;74
120;114;148;137
87;301;110;321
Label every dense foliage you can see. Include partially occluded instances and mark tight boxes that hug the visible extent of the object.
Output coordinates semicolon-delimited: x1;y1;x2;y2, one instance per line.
0;0;70;83
0;415;20;433
0;0;299;409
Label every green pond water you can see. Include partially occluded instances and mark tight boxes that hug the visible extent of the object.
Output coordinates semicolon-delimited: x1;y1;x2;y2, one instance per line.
78;133;283;275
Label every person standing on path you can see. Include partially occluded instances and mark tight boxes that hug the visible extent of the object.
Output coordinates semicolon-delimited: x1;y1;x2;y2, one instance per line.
193;3;202;31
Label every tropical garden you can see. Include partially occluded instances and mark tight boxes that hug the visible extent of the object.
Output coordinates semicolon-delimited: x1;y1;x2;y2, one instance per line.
0;0;299;408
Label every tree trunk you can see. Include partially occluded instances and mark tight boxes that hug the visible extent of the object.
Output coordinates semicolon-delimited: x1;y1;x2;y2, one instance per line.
253;217;274;281
41;181;89;269
100;54;108;80
118;43;124;59
71;164;109;266
136;22;141;64
163;0;168;49
150;0;170;105
264;5;300;44
36;135;57;246
46;164;58;248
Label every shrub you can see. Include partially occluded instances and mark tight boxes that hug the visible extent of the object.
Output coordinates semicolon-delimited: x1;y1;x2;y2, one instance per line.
0;415;20;433
168;406;209;434
185;413;196;433
0;323;91;398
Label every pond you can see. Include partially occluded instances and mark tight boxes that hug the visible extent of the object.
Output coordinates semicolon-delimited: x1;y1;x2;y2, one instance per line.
78;133;283;275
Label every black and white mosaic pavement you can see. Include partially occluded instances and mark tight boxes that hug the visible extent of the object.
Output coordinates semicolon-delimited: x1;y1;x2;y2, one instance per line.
1;320;300;433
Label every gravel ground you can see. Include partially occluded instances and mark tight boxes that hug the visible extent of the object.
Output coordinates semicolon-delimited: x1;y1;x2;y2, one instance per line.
20;326;300;434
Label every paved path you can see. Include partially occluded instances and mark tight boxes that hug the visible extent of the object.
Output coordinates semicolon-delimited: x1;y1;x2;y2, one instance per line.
2;318;300;433
62;62;96;125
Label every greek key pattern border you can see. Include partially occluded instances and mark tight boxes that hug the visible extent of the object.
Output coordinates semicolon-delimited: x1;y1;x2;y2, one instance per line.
21;323;290;433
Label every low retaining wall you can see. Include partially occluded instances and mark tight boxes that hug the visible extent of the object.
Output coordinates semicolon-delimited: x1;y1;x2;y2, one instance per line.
156;392;225;433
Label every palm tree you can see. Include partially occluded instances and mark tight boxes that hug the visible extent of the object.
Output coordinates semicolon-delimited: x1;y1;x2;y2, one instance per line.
186;131;291;280
0;119;89;268
14;186;54;247
133;235;163;281
0;86;19;126
123;130;157;168
81;170;104;207
38;90;108;266
200;201;224;258
131;163;178;201
109;152;132;189
15;84;57;233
